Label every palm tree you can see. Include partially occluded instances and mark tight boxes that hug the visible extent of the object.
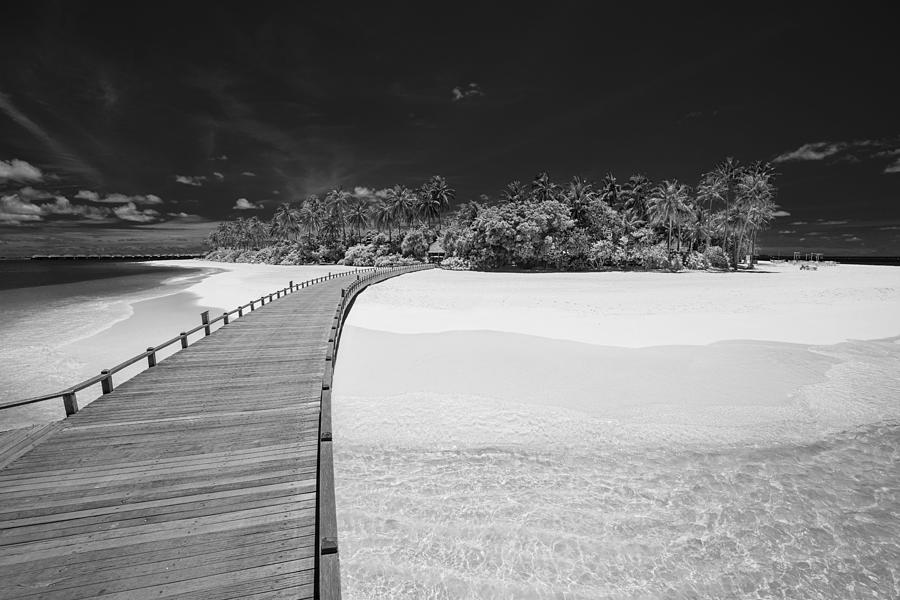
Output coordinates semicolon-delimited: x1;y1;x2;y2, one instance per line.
564;176;595;226
734;162;776;268
347;197;371;242
246;216;269;249
599;173;622;211
421;175;455;229
647;180;691;254
710;157;742;257
531;172;557;203
385;185;415;234
501;181;525;203
270;203;301;242
371;200;395;240
298;196;323;245
325;188;350;245
621;174;652;226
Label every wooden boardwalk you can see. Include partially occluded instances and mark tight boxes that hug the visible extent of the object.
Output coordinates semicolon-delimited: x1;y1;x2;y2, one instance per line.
0;265;428;599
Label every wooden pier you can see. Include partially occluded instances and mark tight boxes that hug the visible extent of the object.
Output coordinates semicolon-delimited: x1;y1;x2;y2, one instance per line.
0;264;432;599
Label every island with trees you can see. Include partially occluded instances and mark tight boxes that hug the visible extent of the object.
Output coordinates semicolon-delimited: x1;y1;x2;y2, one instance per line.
204;158;779;272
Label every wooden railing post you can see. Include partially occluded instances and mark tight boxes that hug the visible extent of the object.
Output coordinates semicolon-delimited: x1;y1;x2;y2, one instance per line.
101;370;114;394
289;280;293;291
238;306;243;317
147;348;157;368
63;391;78;416
223;312;229;325
250;300;255;311
201;311;210;336
180;332;188;349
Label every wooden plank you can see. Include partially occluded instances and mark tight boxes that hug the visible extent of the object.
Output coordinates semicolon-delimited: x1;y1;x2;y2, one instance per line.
0;265;431;600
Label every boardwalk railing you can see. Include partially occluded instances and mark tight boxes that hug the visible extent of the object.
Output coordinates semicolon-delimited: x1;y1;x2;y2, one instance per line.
0;266;412;417
316;262;434;600
0;261;435;600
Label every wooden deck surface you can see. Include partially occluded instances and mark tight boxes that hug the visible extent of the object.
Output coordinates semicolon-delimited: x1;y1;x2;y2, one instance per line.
0;275;358;599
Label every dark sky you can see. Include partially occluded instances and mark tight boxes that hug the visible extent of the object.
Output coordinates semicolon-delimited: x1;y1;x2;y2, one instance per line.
1;2;898;255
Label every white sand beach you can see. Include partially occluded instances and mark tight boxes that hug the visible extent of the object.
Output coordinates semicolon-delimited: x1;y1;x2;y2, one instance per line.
332;263;900;599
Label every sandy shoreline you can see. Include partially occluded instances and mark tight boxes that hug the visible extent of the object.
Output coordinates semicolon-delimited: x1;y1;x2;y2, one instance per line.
345;263;900;347
0;260;362;430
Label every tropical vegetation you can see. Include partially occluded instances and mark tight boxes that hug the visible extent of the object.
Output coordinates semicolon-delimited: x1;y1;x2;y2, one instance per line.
205;159;779;271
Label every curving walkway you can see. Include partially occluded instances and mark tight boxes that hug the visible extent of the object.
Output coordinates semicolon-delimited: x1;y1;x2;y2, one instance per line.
0;265;430;599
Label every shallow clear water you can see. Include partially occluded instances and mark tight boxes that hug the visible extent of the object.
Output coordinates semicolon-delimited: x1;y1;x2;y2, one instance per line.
0;261;213;429
334;338;900;599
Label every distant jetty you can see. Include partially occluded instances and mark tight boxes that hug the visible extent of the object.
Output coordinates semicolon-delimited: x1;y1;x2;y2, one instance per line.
26;253;205;261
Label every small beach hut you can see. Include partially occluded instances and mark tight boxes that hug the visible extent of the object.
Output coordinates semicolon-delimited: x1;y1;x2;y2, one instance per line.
427;241;446;263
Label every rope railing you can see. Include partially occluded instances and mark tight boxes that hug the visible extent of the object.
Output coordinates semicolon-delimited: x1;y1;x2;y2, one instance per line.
314;262;435;600
0;267;379;416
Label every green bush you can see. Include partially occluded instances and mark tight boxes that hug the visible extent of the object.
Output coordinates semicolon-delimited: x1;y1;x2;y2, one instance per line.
703;246;730;269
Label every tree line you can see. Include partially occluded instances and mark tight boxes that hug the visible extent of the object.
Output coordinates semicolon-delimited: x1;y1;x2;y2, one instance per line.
205;158;778;271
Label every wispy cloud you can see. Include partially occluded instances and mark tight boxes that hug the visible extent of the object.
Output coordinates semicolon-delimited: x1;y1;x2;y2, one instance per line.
0;159;43;183
213;172;225;181
241;171;256;177
774;142;847;162
76;190;163;205
774;137;900;173
0;91;102;183
819;220;848;225
233;198;262;210
451;82;484;102
791;221;808;225
772;210;791;217
175;175;207;186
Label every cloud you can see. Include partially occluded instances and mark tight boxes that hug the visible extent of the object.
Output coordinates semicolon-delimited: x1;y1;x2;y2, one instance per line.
272;190;280;195
774;138;900;171
772;210;791;217
844;236;862;242
451;82;484;102
0;191;120;224
39;197;112;221
774;142;847;162
241;171;256;177
819;220;848;225
113;202;160;223
0;159;43;183
791;221;808;225
233;198;262;210
878;225;900;231
213;172;225;181
75;190;100;201
213;155;228;161
0;193;44;224
175;175;206;186
75;191;163;206
777;230;796;234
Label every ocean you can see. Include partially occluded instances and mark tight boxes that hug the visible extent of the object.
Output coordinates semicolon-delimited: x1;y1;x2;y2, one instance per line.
0;260;219;431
